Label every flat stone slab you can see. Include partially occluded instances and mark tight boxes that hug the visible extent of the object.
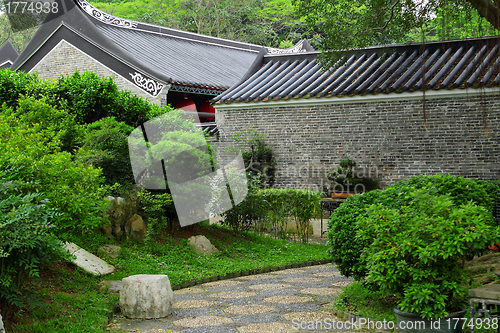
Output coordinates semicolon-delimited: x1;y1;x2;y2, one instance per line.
469;283;500;300
65;242;115;275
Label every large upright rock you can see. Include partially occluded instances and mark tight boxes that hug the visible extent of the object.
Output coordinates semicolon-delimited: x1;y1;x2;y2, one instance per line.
188;235;218;255
120;275;174;319
125;214;147;241
0;314;5;333
102;186;141;239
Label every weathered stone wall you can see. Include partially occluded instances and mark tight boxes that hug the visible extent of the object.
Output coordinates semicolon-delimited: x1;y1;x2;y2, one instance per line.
30;40;165;105
216;94;500;190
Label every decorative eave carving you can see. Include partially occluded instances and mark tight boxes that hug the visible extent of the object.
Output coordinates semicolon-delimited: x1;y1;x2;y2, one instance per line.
169;84;223;96
129;72;165;97
266;40;306;54
75;0;138;28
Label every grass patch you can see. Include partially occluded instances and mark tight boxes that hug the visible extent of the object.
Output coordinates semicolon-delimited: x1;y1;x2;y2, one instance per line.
333;280;398;323
7;223;328;333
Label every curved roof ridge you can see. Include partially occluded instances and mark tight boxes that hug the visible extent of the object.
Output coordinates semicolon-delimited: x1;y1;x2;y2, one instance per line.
76;0;262;53
0;40;19;68
12;0;171;85
266;39;315;54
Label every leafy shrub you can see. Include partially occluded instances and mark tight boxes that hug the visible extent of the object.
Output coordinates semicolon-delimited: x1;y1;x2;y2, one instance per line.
391;174;497;216
287;189;322;243
0;101;109;233
221;174;269;232
0;181;69;312
228;128;275;188
258;188;290;238
327;190;383;279
137;190;173;236
0;69;39;108
76;117;135;185
328;174;500;280
327;158;379;192
257;188;321;243
358;188;500;319
0;70;168;127
51;71;136;125
5;96;85;152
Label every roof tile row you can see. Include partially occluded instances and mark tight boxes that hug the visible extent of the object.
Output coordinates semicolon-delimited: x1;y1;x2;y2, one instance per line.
215;37;500;104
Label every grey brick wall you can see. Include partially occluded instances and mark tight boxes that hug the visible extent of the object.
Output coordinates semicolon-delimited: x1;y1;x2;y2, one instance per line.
30;40;165;105
216;94;500;190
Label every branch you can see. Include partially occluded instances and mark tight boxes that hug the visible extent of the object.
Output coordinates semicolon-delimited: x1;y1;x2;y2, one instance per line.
353;0;401;38
467;0;500;31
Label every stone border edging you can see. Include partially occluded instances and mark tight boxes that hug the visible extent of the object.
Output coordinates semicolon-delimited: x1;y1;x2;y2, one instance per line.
170;258;333;290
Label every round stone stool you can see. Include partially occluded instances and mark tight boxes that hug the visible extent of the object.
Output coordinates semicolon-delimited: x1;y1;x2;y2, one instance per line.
119;274;174;318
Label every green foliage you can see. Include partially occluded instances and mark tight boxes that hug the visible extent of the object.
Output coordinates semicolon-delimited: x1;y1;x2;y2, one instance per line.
137;190;174;236
288;188;321;243
90;0;316;48
328;174;500;280
0;181;69;311
50;71;153;126
295;0;500;68
358;188;500;319
327;189;383;279
0;70;163;127
6;95;85;152
0;69;39;108
404;3;499;43
221;173;269;232
229;127;275;188
258;187;291;238
334;280;397;322
75;117;135;186
0;99;109;233
258;188;321;243
327;158;378;193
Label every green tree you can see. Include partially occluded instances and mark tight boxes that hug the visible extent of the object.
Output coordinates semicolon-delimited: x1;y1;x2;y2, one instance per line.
90;0;317;47
295;0;500;68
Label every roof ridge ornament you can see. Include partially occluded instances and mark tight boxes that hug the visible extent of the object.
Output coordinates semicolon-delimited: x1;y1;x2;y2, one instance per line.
129;72;165;97
266;40;307;54
75;0;138;28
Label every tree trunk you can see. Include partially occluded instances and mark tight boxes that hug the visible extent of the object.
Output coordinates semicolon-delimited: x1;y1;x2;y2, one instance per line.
467;0;500;31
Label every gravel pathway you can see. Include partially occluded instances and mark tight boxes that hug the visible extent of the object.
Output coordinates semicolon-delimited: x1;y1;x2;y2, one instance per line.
107;264;384;333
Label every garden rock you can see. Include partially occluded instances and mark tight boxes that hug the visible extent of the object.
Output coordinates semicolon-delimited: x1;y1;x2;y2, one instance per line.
64;242;115;275
103;186;141;239
99;245;121;259
120;274;174;319
125;214;147;241
0;314;4;333
188;235;218;255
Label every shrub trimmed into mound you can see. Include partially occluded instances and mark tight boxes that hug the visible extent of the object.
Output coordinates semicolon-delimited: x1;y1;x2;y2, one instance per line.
328;174;500;280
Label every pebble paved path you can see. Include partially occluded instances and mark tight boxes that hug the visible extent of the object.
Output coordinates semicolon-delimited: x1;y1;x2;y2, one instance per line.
107;264;365;333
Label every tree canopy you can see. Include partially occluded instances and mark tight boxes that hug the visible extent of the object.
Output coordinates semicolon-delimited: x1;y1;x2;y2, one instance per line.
1;0;499;56
294;0;500;68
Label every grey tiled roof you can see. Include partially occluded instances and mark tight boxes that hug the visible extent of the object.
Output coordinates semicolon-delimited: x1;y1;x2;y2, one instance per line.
0;41;18;69
12;0;313;94
95;24;258;90
215;36;500;104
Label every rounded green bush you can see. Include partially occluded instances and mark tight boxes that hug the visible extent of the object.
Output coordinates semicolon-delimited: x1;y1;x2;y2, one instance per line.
328;174;500;280
359;188;500;319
